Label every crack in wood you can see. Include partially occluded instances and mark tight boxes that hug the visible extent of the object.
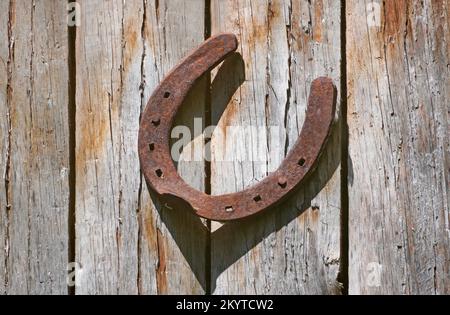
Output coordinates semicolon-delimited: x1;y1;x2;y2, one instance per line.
155;227;167;294
284;0;293;157
3;0;15;291
136;0;148;296
25;0;36;294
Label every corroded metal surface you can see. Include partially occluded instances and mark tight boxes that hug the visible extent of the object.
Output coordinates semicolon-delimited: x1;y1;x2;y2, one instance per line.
138;33;336;221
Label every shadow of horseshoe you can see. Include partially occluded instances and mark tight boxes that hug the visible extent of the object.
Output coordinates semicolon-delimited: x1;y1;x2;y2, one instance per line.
138;34;341;293
139;34;337;222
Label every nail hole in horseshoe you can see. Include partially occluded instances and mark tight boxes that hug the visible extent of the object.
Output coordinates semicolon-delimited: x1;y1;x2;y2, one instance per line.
151;118;161;127
149;143;155;151
298;158;306;166
278;181;287;189
225;206;234;212
155;169;163;178
253;195;262;202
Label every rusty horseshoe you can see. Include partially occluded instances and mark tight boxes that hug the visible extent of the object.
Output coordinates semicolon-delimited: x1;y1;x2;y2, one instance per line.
138;33;336;221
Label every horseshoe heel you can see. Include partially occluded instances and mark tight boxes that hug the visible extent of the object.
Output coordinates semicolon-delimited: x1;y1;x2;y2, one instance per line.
138;33;336;221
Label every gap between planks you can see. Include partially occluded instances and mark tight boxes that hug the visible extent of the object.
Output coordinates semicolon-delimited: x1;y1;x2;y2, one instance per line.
67;0;77;296
338;0;349;295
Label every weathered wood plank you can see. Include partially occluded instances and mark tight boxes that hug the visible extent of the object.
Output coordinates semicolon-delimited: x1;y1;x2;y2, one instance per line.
0;0;70;294
76;0;135;294
75;0;207;294
347;0;450;294
210;0;342;294
138;0;208;295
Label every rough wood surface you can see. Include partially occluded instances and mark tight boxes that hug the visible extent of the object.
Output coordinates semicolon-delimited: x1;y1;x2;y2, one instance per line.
138;0;208;295
75;0;207;294
0;0;70;294
2;0;448;296
347;0;450;294
210;0;342;294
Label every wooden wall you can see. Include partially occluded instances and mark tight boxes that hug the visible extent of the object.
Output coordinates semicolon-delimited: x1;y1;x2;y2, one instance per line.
0;0;448;295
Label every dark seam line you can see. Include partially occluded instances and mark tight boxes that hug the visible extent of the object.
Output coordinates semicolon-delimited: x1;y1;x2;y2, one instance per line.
67;0;77;296
204;0;212;296
337;0;349;295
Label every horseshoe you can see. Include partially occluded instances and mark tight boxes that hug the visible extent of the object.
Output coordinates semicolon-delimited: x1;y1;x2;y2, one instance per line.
138;33;336;221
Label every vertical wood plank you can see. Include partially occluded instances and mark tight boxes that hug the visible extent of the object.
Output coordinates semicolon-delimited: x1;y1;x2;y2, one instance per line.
75;0;207;294
76;0;133;294
210;0;342;294
0;0;70;294
138;0;208;295
347;0;450;294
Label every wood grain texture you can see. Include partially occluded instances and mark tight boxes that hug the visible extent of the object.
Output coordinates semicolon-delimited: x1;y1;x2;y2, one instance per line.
75;0;136;294
138;0;208;295
347;0;450;294
210;0;342;294
0;0;70;294
75;0;207;294
2;0;447;296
